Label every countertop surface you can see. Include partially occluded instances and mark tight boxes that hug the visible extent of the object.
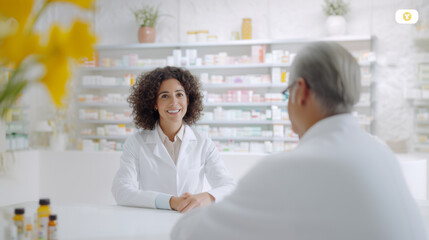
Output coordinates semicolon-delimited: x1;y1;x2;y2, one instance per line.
0;202;182;240
2;201;429;240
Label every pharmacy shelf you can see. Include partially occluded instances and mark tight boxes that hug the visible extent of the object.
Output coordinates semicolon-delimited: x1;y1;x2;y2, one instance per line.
359;62;371;67
97;39;274;50
416;120;429;124
415;128;429;134
202;83;287;89
413;100;429;106
6;130;28;134
96;35;373;50
219;152;271;156
197;120;291;125
79;135;298;142
5;121;27;125
9;105;29;109
413;143;429;150
79;85;132;90
416;81;429;86
79;63;370;72
80;83;288;90
189;63;291;69
361;81;373;87
79;119;132;124
74;35;375;151
414;37;429;51
211;136;298;142
203;102;286;107
80;135;129;140
354;102;371;107
79;63;292;72
77;103;129;107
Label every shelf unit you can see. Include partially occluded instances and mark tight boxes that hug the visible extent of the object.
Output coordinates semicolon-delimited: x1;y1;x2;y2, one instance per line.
0;68;30;151
411;62;429;152
75;35;375;153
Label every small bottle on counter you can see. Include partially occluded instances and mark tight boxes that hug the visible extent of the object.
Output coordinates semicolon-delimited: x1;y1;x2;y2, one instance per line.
48;214;58;240
37;198;52;240
13;208;25;240
24;220;32;240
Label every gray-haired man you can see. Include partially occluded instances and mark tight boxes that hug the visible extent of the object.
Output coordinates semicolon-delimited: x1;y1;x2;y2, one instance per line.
171;42;427;240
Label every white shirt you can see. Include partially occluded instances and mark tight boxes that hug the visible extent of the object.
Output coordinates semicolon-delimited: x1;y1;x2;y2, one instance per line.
171;114;427;240
111;124;236;209
157;123;184;165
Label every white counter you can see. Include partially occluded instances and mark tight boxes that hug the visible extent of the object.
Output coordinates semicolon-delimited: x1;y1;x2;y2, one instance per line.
0;202;181;240
2;201;429;240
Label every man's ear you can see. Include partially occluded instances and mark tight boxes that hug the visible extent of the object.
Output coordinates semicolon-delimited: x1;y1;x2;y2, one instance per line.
295;78;310;105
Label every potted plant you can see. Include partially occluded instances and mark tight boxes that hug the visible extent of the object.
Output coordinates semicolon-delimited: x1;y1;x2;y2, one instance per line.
133;4;160;43
322;0;350;36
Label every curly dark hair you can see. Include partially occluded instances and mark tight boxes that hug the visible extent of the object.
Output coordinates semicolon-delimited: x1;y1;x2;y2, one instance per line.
128;66;203;130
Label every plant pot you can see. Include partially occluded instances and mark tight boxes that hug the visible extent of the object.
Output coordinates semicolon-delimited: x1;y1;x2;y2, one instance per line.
138;26;156;43
325;15;347;36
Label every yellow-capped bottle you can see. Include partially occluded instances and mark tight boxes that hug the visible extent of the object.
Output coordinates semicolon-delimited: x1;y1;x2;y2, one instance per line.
13;208;25;240
48;214;58;240
37;199;52;240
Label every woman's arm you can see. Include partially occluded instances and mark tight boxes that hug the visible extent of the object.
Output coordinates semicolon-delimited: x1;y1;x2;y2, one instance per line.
203;139;237;202
111;136;163;208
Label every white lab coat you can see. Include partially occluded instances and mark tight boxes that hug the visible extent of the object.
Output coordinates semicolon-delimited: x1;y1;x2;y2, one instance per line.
171;114;427;240
111;124;236;208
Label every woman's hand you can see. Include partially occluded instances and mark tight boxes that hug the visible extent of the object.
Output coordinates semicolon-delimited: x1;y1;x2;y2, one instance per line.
170;192;214;213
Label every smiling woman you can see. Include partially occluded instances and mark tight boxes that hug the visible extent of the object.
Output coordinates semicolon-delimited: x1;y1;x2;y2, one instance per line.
128;67;203;131
111;66;236;213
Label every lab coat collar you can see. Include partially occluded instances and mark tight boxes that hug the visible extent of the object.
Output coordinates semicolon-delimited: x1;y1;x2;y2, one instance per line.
299;113;360;145
145;124;197;169
156;123;185;143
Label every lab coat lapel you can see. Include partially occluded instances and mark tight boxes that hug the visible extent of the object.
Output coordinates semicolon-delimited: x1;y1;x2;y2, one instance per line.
176;125;197;167
148;129;176;169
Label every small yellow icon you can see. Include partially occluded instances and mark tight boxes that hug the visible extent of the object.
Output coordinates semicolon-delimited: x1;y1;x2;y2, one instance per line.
403;12;412;21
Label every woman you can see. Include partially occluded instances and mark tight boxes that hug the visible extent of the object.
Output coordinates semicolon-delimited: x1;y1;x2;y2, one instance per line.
112;66;236;213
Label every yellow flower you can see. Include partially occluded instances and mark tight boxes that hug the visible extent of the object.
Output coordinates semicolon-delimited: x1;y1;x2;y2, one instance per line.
39;21;95;106
40;55;70;107
0;0;34;30
46;0;95;9
0;0;97;117
41;24;67;58
66;20;97;59
39;24;69;106
0;30;41;66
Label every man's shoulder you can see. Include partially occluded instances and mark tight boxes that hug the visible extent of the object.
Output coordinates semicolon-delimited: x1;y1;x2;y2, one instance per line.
249;149;314;173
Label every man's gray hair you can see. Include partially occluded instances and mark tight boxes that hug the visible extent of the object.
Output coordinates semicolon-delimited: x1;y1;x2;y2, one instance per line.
289;42;361;115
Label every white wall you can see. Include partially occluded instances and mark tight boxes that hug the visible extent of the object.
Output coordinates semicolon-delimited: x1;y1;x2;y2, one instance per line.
0;151;265;206
0;151;39;206
38;151;120;205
